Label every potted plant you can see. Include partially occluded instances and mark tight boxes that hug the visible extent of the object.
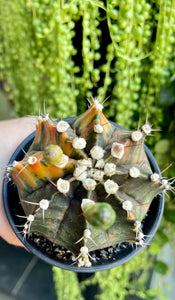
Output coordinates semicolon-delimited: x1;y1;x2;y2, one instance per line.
3;98;166;272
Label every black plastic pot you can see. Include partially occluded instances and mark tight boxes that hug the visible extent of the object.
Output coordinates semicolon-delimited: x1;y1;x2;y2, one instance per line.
3;121;164;273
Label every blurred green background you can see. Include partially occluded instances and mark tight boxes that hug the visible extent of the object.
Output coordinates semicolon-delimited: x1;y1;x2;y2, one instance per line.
1;1;175;299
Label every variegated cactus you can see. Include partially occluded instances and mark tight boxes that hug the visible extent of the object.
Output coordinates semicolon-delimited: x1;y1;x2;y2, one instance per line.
8;99;169;267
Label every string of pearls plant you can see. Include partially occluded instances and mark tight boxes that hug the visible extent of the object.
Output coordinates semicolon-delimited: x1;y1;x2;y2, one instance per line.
1;0;175;130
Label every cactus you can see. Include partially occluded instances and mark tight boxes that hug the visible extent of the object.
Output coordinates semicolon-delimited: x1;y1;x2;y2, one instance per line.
8;99;169;267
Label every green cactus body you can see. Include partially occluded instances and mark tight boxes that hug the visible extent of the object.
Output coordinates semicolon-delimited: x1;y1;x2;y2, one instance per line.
9;100;164;267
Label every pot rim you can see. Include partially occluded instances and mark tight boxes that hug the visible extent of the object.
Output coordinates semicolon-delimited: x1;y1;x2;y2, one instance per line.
3;119;164;273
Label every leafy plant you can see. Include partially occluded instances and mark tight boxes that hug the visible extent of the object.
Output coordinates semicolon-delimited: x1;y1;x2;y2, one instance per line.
1;0;175;129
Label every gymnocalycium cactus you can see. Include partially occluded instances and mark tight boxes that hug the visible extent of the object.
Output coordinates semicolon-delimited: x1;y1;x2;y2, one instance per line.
8;99;171;267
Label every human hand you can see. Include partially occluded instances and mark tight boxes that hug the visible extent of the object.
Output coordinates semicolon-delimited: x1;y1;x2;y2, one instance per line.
0;117;36;247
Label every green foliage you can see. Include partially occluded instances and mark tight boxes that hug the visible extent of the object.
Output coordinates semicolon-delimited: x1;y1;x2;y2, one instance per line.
155;73;175;242
155;77;175;176
153;260;169;276
164;208;175;223
1;0;175;130
159;80;175;107
53;267;84;300
144;288;170;300
149;229;169;255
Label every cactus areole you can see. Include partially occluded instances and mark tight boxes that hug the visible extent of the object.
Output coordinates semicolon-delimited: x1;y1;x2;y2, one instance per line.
3;99;165;272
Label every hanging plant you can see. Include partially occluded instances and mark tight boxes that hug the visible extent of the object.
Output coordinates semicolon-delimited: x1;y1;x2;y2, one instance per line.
1;0;175;130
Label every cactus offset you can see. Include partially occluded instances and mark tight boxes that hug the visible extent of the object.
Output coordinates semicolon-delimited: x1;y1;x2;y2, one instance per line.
9;99;166;267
